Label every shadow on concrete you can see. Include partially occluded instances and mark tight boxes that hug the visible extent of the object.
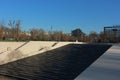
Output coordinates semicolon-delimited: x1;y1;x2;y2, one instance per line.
0;44;111;80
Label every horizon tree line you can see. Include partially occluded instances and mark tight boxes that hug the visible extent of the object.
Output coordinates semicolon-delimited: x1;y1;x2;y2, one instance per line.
0;20;120;43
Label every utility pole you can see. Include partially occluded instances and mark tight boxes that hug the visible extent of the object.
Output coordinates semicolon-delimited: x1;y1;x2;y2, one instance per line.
50;25;53;41
51;25;53;33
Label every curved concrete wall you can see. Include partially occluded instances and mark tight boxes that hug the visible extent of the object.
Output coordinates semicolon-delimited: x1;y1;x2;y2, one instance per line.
0;44;111;80
0;42;25;64
0;41;85;65
0;42;25;53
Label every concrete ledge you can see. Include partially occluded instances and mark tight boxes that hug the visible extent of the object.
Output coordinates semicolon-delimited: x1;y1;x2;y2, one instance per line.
0;41;85;65
75;44;120;80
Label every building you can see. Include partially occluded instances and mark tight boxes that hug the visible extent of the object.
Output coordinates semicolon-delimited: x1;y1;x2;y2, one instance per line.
104;25;120;42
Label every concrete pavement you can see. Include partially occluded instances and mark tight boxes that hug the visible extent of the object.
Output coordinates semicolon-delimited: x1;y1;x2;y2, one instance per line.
75;44;120;80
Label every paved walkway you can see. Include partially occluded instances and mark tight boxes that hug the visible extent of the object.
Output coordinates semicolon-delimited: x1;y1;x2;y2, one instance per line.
75;44;120;80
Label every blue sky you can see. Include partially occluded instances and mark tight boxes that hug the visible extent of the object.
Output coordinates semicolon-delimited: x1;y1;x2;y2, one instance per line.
0;0;120;34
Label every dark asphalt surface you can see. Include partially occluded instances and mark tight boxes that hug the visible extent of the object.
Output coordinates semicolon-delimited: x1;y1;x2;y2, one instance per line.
0;44;111;80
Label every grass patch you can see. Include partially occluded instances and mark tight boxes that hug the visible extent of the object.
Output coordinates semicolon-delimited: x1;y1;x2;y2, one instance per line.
0;40;16;42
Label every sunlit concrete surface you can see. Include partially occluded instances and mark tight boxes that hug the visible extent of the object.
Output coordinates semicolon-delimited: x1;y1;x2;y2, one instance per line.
0;42;25;64
0;42;25;53
75;44;120;80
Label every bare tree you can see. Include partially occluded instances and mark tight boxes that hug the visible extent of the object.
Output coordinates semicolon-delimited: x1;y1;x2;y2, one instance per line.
37;29;45;41
8;20;21;41
30;28;38;40
0;21;6;40
15;20;21;41
8;20;15;40
88;31;99;42
52;31;63;41
0;25;4;40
